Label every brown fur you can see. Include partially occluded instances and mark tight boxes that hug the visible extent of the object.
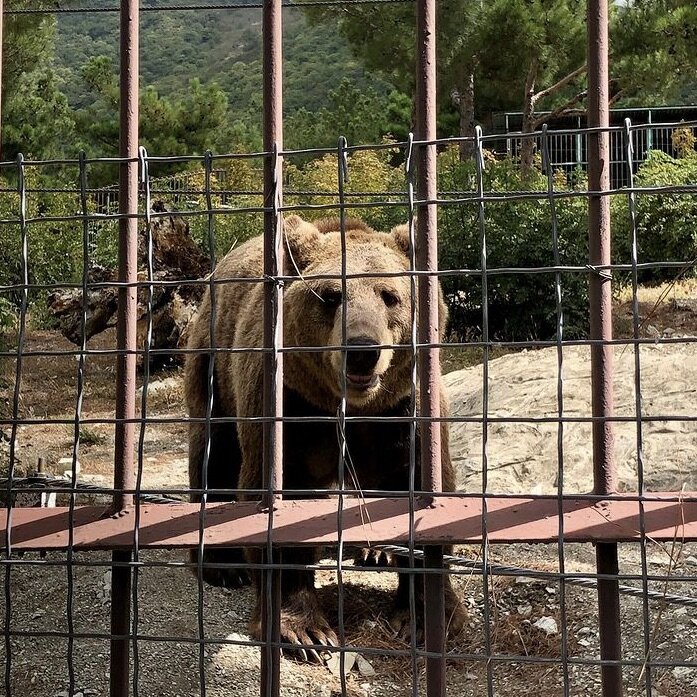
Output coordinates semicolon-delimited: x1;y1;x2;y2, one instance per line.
185;215;465;652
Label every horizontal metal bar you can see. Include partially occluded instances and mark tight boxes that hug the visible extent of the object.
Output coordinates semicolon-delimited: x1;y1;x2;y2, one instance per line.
3;624;697;668
6;0;414;15
4;479;697;504
2;495;695;550
1;333;696;361
4;554;697;585
4;413;697;427
1;121;694;166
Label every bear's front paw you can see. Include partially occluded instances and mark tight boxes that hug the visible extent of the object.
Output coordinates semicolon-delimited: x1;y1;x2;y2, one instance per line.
279;608;339;664
250;588;339;664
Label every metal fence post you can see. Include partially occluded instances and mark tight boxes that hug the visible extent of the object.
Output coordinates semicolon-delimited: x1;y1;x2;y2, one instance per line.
416;1;446;695
587;1;623;695
0;0;3;159
261;1;284;695
110;1;140;696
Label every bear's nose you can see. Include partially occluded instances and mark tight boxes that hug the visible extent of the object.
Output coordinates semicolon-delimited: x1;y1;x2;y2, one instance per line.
345;336;381;376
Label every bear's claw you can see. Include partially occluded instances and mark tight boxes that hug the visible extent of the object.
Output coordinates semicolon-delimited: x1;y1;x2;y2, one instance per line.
353;547;393;568
201;566;252;589
283;623;338;664
251;588;340;664
280;609;339;664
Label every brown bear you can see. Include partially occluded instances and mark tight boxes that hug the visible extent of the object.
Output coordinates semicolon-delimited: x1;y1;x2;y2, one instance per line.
185;215;465;658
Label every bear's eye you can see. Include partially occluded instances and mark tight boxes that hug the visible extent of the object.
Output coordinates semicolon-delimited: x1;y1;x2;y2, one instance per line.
381;289;400;308
320;289;342;308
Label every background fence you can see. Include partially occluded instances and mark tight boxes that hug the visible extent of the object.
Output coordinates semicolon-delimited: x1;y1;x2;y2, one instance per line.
499;106;697;187
1;2;697;697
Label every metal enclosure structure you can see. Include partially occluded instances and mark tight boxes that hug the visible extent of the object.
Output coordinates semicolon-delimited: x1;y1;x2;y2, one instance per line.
1;2;697;697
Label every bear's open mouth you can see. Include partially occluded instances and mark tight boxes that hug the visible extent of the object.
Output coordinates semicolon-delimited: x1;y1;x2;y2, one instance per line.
346;373;379;391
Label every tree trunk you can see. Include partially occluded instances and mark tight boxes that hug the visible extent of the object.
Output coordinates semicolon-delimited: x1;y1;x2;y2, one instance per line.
520;59;539;177
520;62;588;176
451;71;476;161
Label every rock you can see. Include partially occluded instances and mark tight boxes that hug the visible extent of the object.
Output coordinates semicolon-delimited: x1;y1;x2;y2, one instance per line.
672;666;693;680
326;650;357;677
672;299;697;312
137;376;180;397
517;604;532;617
356;655;376;677
685;555;697;566
444;344;697;496
58;457;81;475
514;576;537;585
533;616;558;635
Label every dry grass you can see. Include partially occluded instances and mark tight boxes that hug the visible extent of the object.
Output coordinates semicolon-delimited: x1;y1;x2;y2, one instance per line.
313;569;576;686
614;277;697;304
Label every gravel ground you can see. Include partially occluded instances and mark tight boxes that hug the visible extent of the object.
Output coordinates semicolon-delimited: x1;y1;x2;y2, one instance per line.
2;541;696;697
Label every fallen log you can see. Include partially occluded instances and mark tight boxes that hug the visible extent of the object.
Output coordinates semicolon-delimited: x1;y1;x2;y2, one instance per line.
47;201;210;370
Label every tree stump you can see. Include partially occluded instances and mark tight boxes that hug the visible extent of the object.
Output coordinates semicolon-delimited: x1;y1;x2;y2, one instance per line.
47;201;210;371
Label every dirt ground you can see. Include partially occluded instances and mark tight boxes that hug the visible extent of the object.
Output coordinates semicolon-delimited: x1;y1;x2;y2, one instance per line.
1;281;697;696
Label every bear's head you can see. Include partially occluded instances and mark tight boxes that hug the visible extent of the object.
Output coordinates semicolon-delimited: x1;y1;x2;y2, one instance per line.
280;215;447;412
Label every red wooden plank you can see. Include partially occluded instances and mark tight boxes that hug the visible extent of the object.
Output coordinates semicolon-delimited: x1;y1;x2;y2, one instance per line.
1;495;696;551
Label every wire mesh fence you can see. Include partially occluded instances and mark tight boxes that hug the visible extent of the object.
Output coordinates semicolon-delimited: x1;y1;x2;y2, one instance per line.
1;2;697;697
1;123;697;697
503;117;696;188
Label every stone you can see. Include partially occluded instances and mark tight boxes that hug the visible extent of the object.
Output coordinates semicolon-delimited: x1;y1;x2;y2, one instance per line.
356;655;376;677
533;616;558;635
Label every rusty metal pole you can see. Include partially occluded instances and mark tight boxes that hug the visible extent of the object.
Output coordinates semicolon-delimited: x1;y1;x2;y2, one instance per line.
110;1;139;696
587;1;623;695
415;1;446;695
261;1;283;696
0;0;4;160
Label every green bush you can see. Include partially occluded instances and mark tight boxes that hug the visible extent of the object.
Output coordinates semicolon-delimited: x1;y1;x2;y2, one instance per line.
612;150;697;285
0;168;84;317
438;148;589;341
0;145;594;344
156;161;265;260
282;144;591;341
285;143;408;232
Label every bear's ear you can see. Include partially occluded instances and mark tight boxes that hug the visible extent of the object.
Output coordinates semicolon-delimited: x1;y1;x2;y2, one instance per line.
390;222;414;258
283;216;322;275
